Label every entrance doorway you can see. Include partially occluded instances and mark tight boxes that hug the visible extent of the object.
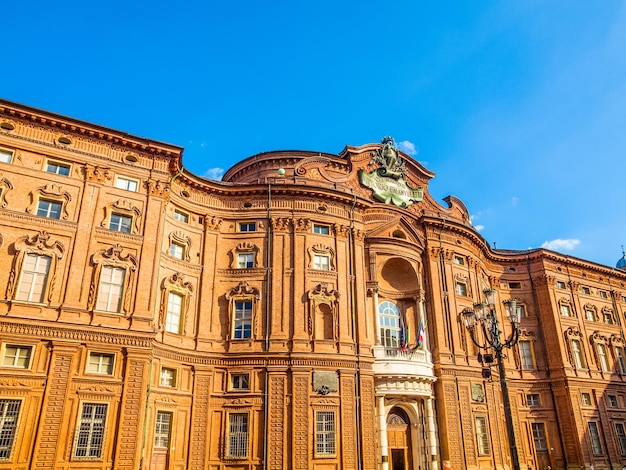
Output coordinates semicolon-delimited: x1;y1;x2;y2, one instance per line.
387;407;413;470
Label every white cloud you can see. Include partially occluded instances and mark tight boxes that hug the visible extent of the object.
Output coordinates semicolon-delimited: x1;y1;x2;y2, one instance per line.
511;197;518;206
397;140;418;156
541;238;580;251
204;167;224;180
474;224;485;232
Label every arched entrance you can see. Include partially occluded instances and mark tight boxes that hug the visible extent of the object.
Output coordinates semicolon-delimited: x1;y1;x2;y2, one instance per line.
387;407;413;470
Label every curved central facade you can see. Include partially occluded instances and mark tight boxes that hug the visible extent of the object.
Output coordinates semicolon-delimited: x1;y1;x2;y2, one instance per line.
1;100;626;470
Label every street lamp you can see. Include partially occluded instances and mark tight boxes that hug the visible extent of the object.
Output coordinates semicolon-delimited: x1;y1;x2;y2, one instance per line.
462;288;521;470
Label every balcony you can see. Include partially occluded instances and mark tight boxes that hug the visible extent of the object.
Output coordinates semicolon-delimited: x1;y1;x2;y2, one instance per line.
372;345;435;396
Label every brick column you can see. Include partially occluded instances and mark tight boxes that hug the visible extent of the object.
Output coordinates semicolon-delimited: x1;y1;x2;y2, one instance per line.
188;367;212;469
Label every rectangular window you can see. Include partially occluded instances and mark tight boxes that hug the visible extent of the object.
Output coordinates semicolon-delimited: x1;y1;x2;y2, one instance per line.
96;266;125;313
169;242;184;260
231;373;250;390
519;341;535;370
604;312;614;324
582;286;591;294
598;344;610;372
74;403;107;459
233;301;252;339
313;224;330;235
508;282;521;289
557;281;566;289
517;305;526;319
453;255;465;265
237;253;254;269
16;254;51;303
160;368;177;387
173;210;189;223
599;290;608;299
46;161;71;176
585;309;596;321
87;352;114;375
615;423;626;456
36;199;62;219
2;345;32;368
527;394;540;406
227;413;249;458
115;176;139;192
531;422;548;451
0;399;21;459
608;395;618;408
616;347;626;374
109;213;132;233
581;392;593;406
560;304;572;317
588;421;603;455
238;222;256;232
0;148;13;164
572;340;586;369
165;292;183;334
154;411;172;449
313;254;330;271
475;416;490;456
455;282;467;296
315;411;336;456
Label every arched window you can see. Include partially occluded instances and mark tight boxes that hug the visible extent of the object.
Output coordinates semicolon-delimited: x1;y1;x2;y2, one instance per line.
379;301;401;348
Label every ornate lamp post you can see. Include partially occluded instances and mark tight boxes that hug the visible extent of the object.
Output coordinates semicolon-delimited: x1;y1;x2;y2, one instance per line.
462;288;521;470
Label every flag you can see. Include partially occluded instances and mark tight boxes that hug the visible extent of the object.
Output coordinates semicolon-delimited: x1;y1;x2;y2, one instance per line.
417;320;426;348
399;314;407;350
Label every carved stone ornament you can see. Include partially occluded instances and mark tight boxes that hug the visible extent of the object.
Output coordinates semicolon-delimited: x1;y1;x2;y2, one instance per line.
6;231;65;302
225;281;260;340
169;232;191;262
146;179;170;198
27;183;72;220
358;136;424;207
307;244;336;271
84;164;112;183
307;283;340;340
312;371;338;395
0;173;14;208
229;242;260;269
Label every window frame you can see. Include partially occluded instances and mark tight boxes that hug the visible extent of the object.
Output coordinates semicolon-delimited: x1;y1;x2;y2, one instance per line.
173;210;189;223
0;399;21;459
86;352;115;375
615;422;626;456
165;292;184;334
615;346;626;374
169;241;185;260
315;410;337;457
527;393;540;406
1;344;33;369
227;412;249;459
114;176;139;192
73;402;108;460
154;411;172;449
108;213;133;233
453;255;465;265
313;224;330;235
159;367;177;388
581;392;593;407
519;340;535;370
608;395;618;408
15;253;51;304
531;422;548;451
588;421;603;455
0;147;14;164
237;252;255;269
46;160;71;176
597;343;610;372
95;265;126;313
455;281;468;297
230;373;250;391
313;254;330;271
379;301;401;348
474;415;490;456
238;222;256;232
36;198;63;219
571;339;586;369
233;300;253;339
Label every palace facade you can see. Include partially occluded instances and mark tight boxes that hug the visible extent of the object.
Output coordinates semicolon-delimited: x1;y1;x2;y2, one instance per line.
0;98;625;470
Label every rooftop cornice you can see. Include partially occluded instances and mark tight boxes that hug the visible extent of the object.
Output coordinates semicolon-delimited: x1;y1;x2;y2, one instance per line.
0;98;184;159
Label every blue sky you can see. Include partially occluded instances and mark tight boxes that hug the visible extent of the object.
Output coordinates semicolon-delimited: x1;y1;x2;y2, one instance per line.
3;1;625;268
